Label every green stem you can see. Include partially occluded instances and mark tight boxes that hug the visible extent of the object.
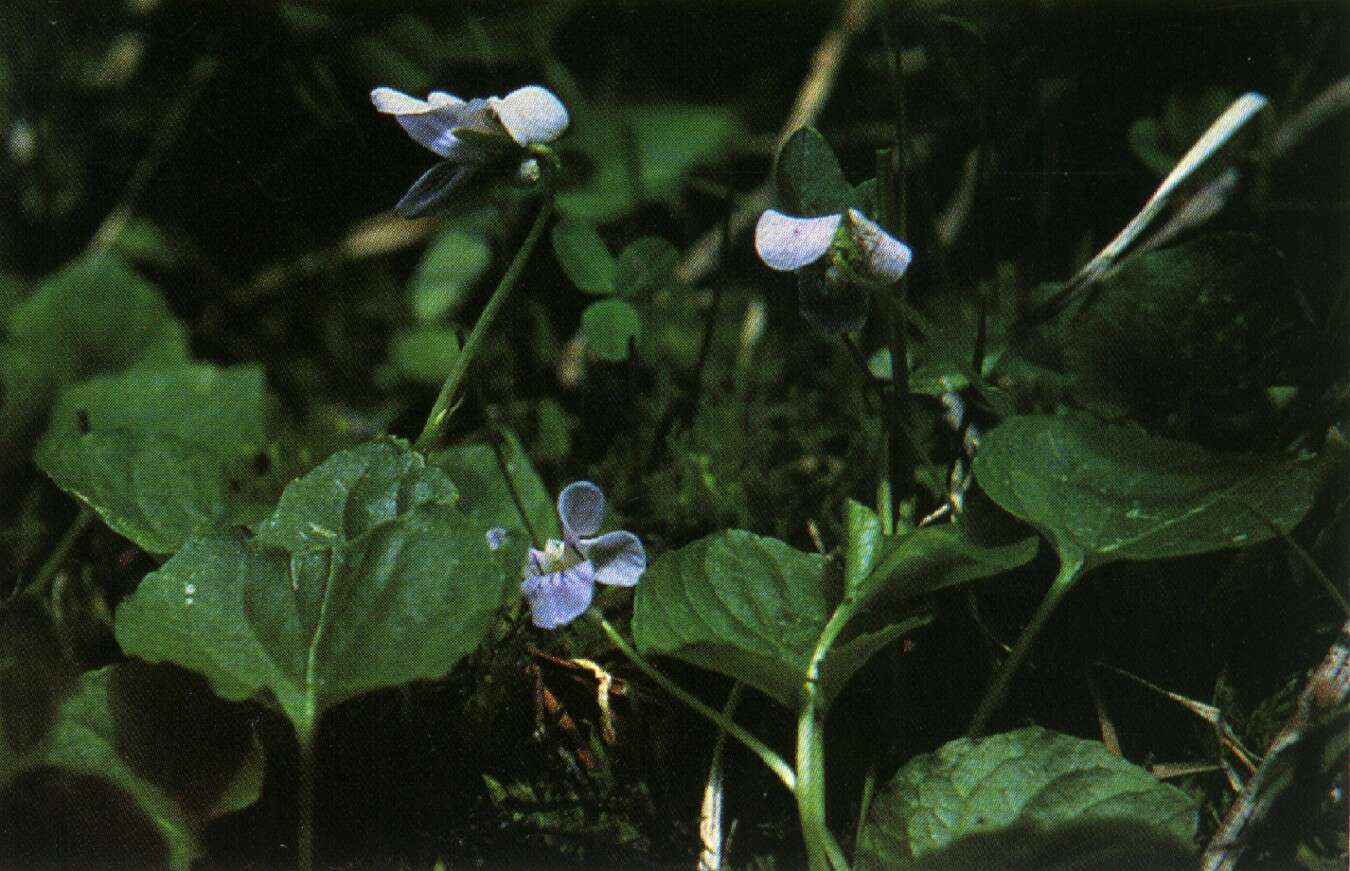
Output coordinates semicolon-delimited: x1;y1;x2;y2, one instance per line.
413;197;554;453
295;721;316;871
968;555;1085;736
796;605;854;871
30;507;95;597
592;611;797;792
876;148;913;529
295;551;340;871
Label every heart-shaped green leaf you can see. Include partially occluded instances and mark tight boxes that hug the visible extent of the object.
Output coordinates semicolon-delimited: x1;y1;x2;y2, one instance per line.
615;236;679;297
582;298;641;362
408;219;494;322
856;727;1197;870
114;438;510;732
34;364;268;555
1;600;263;871
551;218;617;295
775;127;857;217
6;253;189;389
556;104;742;222
972;414;1326;571
633;529;930;710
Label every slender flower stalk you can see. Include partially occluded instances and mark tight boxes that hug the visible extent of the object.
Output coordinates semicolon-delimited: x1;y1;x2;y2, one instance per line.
413;197;553;453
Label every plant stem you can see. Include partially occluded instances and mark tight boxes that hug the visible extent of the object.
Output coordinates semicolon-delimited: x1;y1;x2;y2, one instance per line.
797;606;854;871
30;507;95;598
295;721;316;871
968;555;1085;736
875;148;913;527
295;551;340;871
592;611;797;792
413;197;554;454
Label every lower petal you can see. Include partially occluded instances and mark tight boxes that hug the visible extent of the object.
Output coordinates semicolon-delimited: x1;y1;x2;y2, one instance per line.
521;563;596;629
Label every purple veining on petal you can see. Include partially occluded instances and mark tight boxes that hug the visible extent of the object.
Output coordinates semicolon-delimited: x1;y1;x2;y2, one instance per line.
521;561;597;629
754;209;841;272
582;530;646;587
558;480;605;544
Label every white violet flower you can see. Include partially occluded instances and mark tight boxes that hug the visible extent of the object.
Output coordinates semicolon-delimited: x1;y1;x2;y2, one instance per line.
370;84;569;217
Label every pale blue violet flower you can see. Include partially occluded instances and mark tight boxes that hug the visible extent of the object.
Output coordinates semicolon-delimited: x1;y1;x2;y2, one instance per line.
754;207;912;334
489;481;645;629
371;84;569;218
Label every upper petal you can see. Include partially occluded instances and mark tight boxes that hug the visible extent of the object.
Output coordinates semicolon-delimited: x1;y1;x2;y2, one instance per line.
754;210;841;272
558;480;605;542
521;562;596;629
582;530;646;588
845;209;912;284
488;86;570;146
370;87;433;115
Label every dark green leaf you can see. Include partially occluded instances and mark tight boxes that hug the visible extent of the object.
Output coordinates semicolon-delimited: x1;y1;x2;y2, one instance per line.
115;438;510;730
1;660;264;871
557;104;742;222
6;253;188;389
615;236;679;297
34;364;268;555
634;529;932;710
856;727;1198;870
582;299;641;362
408;218;494;321
1066;234;1299;412
972;414;1325;570
775;127;856;217
254;435;457;552
551;218;617;295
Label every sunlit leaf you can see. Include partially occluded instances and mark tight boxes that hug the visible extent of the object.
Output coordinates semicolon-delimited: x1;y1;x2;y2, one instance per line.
856;727;1197;870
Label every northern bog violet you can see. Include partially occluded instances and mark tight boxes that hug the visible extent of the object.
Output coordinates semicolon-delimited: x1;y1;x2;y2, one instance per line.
371;84;569;217
754;207;912;334
490;481;646;629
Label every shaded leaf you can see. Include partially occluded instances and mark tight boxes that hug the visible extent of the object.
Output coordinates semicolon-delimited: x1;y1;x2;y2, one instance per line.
856;727;1197;870
552;217;617;295
34;364;268;555
775;127;856;217
409;218;494;322
582;298;641;362
0;662;264;871
115;438;509;731
557;104;742;222
615;236;679;297
1065;234;1299;412
972;414;1325;571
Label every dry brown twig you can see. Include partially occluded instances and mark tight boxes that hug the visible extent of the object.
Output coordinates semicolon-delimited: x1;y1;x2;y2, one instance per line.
1201;619;1350;871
